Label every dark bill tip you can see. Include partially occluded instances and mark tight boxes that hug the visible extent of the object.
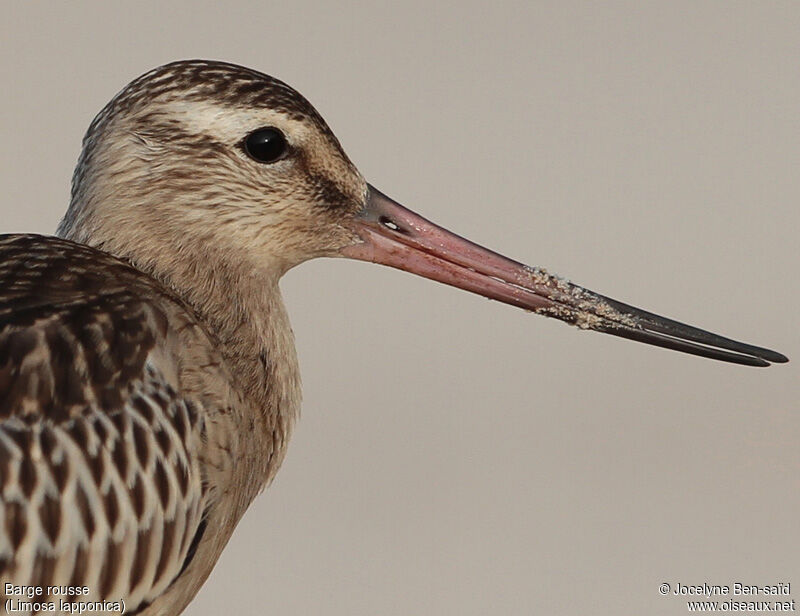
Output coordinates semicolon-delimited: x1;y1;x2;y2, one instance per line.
590;294;789;367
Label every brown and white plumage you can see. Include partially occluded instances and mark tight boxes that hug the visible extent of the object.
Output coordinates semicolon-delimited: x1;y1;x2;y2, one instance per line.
0;61;323;614
0;234;270;613
0;60;786;615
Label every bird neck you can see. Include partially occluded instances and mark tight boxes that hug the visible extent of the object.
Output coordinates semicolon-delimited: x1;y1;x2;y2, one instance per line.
207;279;301;481
164;262;302;445
59;211;302;480
149;255;301;502
148;256;302;487
213;278;302;434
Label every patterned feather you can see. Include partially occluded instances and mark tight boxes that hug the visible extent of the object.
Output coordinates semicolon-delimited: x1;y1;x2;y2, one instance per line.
0;235;233;614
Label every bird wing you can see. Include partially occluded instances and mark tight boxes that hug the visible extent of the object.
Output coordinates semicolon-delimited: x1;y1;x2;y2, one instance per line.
0;234;209;612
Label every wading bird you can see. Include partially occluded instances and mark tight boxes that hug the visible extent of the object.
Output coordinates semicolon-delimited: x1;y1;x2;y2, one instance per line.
0;61;787;615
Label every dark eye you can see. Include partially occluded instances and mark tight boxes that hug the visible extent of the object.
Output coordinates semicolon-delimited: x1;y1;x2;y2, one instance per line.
244;127;288;163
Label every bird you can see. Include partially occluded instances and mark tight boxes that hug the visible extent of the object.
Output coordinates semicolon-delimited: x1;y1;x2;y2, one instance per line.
0;60;787;615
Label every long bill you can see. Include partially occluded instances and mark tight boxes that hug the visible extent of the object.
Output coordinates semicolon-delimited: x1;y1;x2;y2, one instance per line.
340;185;788;368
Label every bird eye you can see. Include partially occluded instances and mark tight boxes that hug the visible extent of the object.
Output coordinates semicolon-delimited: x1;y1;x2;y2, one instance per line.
244;127;288;164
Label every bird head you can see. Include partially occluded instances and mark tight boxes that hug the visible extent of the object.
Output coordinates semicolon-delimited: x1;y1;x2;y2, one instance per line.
60;60;367;277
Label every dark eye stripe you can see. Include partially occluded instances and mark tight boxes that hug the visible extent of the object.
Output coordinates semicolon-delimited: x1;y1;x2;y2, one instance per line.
244;128;287;164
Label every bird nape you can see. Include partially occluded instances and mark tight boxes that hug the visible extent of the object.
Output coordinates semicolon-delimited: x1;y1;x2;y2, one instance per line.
0;60;787;616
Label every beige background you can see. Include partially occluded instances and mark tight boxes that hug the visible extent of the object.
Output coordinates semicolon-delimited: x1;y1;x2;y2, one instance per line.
1;2;798;614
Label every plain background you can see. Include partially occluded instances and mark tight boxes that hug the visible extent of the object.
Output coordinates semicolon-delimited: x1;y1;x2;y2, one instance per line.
1;2;798;614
